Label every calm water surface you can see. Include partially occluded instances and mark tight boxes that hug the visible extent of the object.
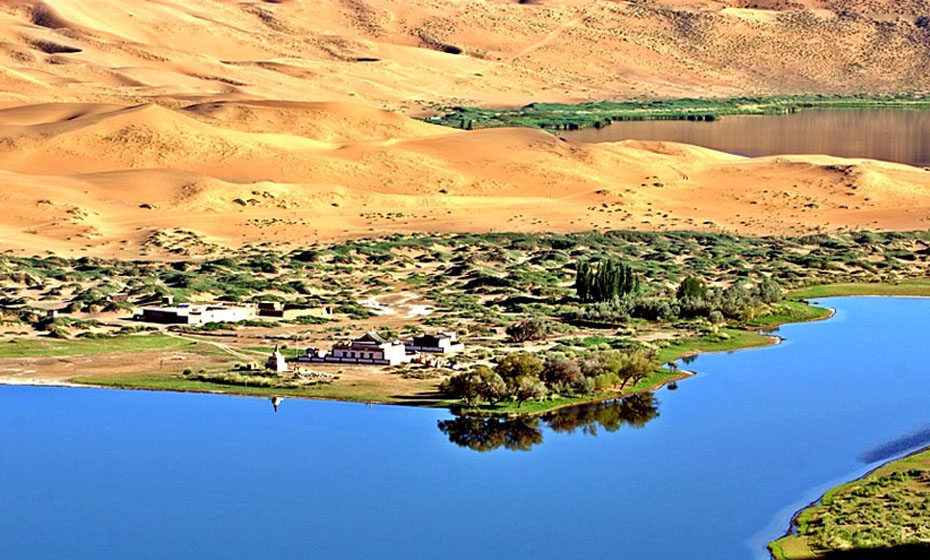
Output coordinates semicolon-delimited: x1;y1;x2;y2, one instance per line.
3;297;930;559
560;110;930;166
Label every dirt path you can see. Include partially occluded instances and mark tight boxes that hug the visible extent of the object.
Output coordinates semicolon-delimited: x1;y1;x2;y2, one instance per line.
508;12;587;62
165;332;259;362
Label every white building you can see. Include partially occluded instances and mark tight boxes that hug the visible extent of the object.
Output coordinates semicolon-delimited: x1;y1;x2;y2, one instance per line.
405;332;464;354
301;332;409;366
140;303;256;325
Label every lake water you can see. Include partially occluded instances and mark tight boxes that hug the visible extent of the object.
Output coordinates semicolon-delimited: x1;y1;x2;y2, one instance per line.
3;297;930;559
559;109;930;167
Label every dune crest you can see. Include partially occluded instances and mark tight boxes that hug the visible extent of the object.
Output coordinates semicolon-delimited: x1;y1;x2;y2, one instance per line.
0;1;928;256
0;100;927;257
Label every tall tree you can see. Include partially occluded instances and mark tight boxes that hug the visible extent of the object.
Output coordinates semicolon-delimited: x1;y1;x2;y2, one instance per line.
575;258;639;302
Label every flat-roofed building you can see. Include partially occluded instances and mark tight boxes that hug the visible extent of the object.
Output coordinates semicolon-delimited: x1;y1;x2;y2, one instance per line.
140;303;256;325
405;332;464;354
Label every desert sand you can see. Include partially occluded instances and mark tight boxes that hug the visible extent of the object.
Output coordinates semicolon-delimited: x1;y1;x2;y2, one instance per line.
0;0;929;256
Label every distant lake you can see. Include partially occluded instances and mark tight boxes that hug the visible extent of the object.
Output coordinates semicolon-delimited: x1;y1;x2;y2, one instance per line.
3;297;930;559
559;110;930;167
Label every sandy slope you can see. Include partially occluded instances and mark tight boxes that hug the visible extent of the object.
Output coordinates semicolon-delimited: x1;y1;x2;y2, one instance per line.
0;99;928;257
0;0;928;256
1;0;930;110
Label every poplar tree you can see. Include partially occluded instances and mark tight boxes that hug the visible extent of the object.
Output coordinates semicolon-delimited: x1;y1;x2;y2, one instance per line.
575;258;639;302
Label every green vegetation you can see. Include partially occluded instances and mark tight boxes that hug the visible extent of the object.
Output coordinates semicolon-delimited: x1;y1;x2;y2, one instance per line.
791;279;930;299
575;258;639;302
749;301;834;328
438;391;660;452
441;348;658;412
0;334;190;358
432;94;930;131
654;329;773;365
4;228;930;414
770;448;930;559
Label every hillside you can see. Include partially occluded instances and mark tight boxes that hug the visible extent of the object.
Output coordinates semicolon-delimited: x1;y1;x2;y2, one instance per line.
0;0;929;256
1;0;929;111
1;99;928;256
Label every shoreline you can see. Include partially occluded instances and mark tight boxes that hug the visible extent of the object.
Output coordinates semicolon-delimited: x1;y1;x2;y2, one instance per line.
768;444;930;559
432;94;930;132
0;303;837;415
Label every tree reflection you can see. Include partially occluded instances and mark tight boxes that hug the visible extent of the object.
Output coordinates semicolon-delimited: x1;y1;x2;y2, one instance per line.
437;392;660;452
545;392;659;436
437;415;543;452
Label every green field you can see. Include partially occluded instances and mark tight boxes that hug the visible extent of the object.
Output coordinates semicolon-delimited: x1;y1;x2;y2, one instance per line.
770;448;930;559
655;328;773;365
749;301;834;328
72;372;442;405
791;280;930;299
0;334;192;358
432;94;930;131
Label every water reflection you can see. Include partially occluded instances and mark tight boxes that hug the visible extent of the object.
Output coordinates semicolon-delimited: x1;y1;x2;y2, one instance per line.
438;392;659;452
559;109;930;167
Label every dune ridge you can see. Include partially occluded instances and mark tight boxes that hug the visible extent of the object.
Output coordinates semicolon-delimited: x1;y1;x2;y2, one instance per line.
0;99;928;257
0;1;928;256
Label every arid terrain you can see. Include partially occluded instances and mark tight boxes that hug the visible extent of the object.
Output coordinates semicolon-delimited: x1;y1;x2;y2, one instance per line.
0;0;929;257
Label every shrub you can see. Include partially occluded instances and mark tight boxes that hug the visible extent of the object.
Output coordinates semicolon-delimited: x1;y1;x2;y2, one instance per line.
677;276;708;300
495;352;544;382
506;318;549;342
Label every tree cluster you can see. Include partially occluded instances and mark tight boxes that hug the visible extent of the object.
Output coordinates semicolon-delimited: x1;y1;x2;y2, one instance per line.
575;259;639;303
566;275;784;326
440;349;657;407
437;392;660;452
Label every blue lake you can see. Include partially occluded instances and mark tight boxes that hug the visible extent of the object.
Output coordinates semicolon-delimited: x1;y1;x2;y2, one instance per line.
2;297;930;559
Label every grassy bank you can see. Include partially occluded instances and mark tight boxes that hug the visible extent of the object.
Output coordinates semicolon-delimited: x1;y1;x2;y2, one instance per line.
791;279;930;299
432;94;930;131
458;367;688;416
72;372;442;405
769;448;930;559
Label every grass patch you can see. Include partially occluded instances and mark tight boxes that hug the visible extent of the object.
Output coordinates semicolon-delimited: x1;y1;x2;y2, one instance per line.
769;448;930;558
432;94;930;131
0;334;190;358
656;328;772;365
71;372;442;405
791;280;930;299
749;301;833;328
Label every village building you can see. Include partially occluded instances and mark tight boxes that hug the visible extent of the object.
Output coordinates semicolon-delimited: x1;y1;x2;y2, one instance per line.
258;301;331;321
301;331;409;366
140;303;256;325
405;332;464;354
266;346;288;373
258;301;285;318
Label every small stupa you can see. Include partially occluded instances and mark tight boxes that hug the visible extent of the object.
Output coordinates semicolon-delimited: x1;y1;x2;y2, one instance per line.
266;345;288;373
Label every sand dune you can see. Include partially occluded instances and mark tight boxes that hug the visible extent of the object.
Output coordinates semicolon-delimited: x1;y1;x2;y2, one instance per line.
1;0;930;110
0;100;927;257
0;1;929;256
